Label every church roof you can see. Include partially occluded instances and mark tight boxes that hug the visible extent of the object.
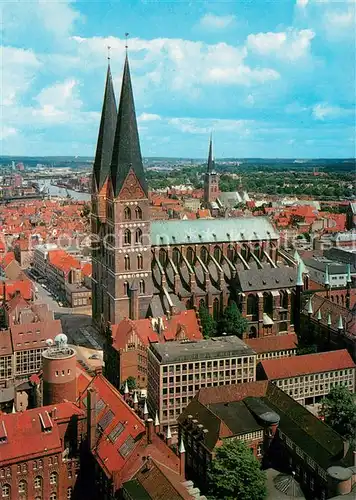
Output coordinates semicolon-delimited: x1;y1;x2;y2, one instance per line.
110;55;148;197
93;64;117;191
150;217;278;246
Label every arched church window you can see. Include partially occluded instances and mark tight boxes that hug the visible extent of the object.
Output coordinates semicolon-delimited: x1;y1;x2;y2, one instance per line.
139;280;145;294
135;206;142;220
263;292;273;315
137;254;143;270
172;247;180;267
123;282;129;296
247;294;257;316
213;246;222;263
124;229;131;246
135;228;143;244
186;247;194;265
200;246;208;264
227;244;235;262
124;255;130;271
159;249;167;266
124;206;131;220
213;297;220;320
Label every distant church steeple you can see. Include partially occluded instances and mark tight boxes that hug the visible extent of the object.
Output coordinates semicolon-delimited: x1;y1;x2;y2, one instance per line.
93;63;117;192
203;134;219;206
110;55;148;197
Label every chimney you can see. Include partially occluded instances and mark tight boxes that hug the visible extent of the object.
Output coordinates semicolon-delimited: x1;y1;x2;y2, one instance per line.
87;387;98;450
179;438;186;477
166;424;172;446
146;418;153;444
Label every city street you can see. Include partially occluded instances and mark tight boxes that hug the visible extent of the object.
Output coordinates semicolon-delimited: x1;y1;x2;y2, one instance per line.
30;277;104;349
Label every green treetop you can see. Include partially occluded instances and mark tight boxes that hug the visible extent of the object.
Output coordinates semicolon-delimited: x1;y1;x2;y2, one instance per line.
207;439;267;500
198;305;217;339
217;301;248;338
319;385;356;442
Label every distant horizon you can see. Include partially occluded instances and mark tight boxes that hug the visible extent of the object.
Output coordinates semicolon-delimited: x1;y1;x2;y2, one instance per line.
0;155;355;162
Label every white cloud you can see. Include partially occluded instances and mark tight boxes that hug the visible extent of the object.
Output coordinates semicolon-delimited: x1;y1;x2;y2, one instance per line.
2;0;82;40
199;13;236;30
324;8;355;31
35;79;82;110
0;126;17;141
72;36;279;89
138;113;161;122
247;28;315;60
296;0;309;8
312;103;353;120
168;117;253;135
0;46;41;106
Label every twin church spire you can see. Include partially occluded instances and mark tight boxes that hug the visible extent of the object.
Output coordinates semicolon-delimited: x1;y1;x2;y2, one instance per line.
93;54;147;197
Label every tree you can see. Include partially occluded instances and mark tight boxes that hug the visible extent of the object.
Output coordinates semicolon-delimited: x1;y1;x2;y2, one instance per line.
121;376;137;392
217;302;248;338
207;439;267;500
319;386;356;442
198;305;217;339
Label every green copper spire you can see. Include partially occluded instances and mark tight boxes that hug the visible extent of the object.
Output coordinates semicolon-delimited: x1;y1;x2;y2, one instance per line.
346;263;352;283
317;309;322;321
296;261;303;287
338;315;343;330
327;313;332;326
324;264;330;287
307;298;313;315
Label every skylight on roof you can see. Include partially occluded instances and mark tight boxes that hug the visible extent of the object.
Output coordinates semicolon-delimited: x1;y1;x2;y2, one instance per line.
108;422;125;443
99;410;114;431
119;435;135;458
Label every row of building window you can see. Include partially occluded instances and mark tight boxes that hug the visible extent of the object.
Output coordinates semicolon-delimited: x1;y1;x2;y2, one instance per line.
1;484;71;499
258;350;296;360
162;357;254;373
162;369;255;385
123;280;145;295
277;370;354;384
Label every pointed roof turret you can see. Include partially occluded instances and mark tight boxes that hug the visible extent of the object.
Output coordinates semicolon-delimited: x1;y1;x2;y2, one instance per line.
93;64;117;191
166;424;172;440
110;55;148;197
317;309;322;321
338;315;343;330
307;298;313;315
346;263;352;283
207;134;214;173
143;399;148;415
179;438;186;454
124;380;129;394
154;411;160;427
324;264;330;287
296;261;303;287
133;391;138;404
327;313;332;326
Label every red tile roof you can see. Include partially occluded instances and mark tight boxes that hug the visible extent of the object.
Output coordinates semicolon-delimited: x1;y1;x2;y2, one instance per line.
0;402;84;465
11;320;62;351
259;349;355;380
197;381;269;405
245;334;298;354
111;310;203;351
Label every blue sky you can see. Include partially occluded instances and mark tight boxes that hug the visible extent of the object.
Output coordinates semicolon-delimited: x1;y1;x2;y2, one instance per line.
1;0;355;158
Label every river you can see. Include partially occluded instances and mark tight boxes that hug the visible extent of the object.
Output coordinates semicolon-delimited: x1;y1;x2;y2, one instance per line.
37;179;91;202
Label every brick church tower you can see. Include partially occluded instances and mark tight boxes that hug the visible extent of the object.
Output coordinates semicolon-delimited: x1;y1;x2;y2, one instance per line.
203;135;219;206
91;55;153;327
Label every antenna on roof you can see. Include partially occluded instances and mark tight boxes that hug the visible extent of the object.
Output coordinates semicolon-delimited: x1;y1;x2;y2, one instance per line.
125;32;129;54
107;45;111;62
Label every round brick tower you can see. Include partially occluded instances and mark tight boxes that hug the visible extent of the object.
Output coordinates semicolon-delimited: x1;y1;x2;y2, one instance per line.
42;334;77;405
